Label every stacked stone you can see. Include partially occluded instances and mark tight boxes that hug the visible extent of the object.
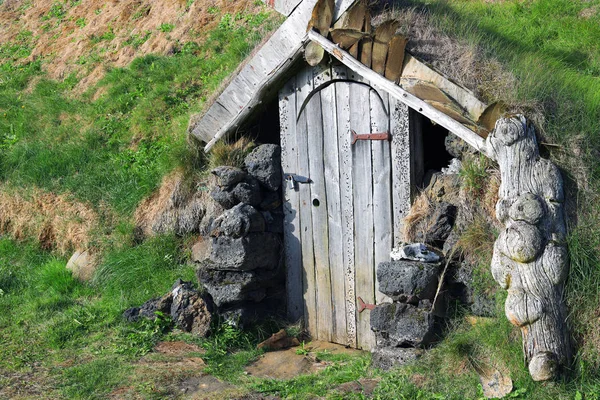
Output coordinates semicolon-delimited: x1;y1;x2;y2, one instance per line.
196;144;285;326
370;249;441;370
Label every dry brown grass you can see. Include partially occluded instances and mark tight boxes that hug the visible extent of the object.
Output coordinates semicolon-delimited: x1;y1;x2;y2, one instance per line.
134;169;186;238
207;136;255;170
403;191;432;243
0;0;273;92
134;168;212;238
0;185;98;256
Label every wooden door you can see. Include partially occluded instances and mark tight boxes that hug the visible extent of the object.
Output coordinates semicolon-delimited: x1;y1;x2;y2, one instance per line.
279;63;396;350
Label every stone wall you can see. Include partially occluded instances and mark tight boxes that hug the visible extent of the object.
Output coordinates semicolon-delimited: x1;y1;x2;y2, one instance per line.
195;144;286;326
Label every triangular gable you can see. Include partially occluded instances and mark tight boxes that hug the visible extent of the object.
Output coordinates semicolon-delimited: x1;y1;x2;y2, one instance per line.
188;0;357;147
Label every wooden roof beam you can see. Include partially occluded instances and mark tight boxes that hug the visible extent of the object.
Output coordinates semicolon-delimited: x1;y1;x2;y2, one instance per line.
307;30;493;159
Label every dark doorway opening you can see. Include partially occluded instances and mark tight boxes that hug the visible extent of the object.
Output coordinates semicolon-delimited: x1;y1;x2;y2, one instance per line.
245;98;281;145
421;117;453;174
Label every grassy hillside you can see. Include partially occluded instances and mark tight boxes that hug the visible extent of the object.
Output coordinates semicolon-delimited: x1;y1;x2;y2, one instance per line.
0;0;599;398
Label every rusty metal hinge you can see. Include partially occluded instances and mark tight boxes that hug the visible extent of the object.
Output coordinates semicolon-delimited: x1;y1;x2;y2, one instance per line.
357;296;376;313
351;130;392;145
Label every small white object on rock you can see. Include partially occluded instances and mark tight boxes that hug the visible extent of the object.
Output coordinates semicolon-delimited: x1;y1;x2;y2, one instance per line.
390;243;440;263
442;158;462;175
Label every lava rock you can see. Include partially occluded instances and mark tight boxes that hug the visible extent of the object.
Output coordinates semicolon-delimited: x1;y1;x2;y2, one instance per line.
196;260;283;307
210;204;266;238
262;211;284;234
377;260;441;301
232;177;263;207
371;347;423;371
445;133;475;159
210;186;239;210
218;300;285;329
245;144;282;192
123;293;172;322
416;202;457;247
170;280;213;336
370;302;437;348
211;166;246;187
259;191;282;211
191;237;211;262
210;232;280;271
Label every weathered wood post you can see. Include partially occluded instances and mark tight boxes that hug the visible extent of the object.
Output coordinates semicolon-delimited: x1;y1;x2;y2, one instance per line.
486;115;571;381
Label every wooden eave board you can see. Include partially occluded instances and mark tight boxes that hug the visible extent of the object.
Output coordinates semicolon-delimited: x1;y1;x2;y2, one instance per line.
191;0;358;148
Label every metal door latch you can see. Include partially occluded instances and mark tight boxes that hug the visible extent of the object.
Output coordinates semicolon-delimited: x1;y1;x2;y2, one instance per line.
284;173;312;191
351;130;392;145
357;296;376;313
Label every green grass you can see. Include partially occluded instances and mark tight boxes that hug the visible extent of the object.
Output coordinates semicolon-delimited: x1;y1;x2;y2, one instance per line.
0;9;277;220
1;0;599;398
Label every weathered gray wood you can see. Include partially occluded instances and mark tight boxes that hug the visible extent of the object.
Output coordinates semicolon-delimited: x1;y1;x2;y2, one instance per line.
322;65;348;346
195;0;359;150
295;67;318;336
306;63;333;342
307;31;491;158
370;89;393;304
400;54;487;122
265;0;357;19
334;68;357;348
280;79;304;323
487;116;571;381
349;71;376;350
390;100;411;245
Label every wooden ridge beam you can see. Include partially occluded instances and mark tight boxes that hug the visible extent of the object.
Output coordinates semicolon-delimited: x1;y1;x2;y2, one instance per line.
307;30;492;159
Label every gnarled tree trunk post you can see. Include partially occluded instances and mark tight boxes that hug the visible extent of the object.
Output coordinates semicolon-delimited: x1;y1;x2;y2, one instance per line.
486;115;571;381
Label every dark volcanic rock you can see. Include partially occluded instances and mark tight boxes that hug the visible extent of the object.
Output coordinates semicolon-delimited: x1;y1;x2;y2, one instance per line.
124;280;213;337
123;293;172;322
377;260;441;301
197;260;283;307
232;177;263;207
210;186;239;210
210;204;265;238
445;133;475;159
370;302;436;348
245;144;282;192
417;202;457;247
210;232;280;271
259;191;282;211
170;280;213;336
211;166;246;187
371;347;423;371
261;211;284;234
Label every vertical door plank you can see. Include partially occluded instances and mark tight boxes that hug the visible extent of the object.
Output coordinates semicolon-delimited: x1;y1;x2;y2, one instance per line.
323;65;347;345
349;70;376;350
334;66;357;348
296;67;317;336
307;64;333;342
370;89;393;305
390;99;411;245
280;79;304;322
